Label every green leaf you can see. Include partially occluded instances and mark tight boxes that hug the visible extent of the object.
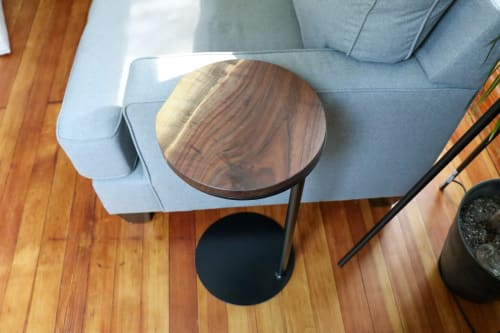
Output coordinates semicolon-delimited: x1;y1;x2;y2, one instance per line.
490;118;500;141
472;73;500;114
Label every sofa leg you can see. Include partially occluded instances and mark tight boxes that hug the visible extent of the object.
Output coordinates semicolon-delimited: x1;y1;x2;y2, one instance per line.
119;212;154;223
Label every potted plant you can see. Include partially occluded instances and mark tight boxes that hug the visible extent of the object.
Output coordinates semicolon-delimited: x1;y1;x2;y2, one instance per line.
439;179;500;302
439;39;500;302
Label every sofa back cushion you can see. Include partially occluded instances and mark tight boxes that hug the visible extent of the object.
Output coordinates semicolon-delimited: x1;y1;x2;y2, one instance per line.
293;0;455;63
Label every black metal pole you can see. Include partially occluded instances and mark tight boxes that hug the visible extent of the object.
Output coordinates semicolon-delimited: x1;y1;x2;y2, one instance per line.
338;99;500;267
439;128;499;190
277;179;304;279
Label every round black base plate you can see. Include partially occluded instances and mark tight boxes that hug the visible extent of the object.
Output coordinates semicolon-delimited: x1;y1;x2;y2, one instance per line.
195;212;295;306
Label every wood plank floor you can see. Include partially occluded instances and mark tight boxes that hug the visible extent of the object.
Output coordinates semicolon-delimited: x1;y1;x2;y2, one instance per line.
0;0;499;332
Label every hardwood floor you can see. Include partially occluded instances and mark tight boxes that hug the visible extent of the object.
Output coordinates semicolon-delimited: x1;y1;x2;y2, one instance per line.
0;0;499;332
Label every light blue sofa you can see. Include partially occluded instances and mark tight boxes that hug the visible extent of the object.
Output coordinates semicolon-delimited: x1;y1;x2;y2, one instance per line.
57;0;500;219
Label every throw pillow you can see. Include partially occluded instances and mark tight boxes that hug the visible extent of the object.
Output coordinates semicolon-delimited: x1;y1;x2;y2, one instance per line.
293;0;455;63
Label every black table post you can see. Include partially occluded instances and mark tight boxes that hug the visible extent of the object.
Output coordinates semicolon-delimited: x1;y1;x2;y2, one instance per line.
277;179;305;279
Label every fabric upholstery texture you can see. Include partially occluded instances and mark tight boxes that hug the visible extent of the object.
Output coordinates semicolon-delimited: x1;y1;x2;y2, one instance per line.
293;0;455;63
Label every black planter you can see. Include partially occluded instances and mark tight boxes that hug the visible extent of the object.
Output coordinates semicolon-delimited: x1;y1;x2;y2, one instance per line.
439;179;500;303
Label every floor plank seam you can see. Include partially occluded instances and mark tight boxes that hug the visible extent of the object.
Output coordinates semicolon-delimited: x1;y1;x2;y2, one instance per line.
20;143;59;332
355;256;379;333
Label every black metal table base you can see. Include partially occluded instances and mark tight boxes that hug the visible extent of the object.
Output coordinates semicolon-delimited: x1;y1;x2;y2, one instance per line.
195;212;295;306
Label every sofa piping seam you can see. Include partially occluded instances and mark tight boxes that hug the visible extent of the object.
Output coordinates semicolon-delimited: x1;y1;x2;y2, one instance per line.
123;104;166;211
125;87;474;101
130;49;336;64
315;87;474;93
405;0;440;60
347;0;377;57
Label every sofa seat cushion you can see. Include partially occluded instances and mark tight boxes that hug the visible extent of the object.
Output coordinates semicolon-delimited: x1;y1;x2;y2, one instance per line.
119;51;475;212
293;0;454;63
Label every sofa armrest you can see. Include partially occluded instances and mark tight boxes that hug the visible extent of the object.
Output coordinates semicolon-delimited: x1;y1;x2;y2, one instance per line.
55;0;139;179
57;105;138;179
416;0;500;88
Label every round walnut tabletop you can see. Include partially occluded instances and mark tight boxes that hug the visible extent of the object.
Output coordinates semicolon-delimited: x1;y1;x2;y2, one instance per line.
156;59;326;200
155;59;326;306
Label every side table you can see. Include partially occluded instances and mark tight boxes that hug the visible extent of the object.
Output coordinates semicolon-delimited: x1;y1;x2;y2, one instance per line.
156;59;326;305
